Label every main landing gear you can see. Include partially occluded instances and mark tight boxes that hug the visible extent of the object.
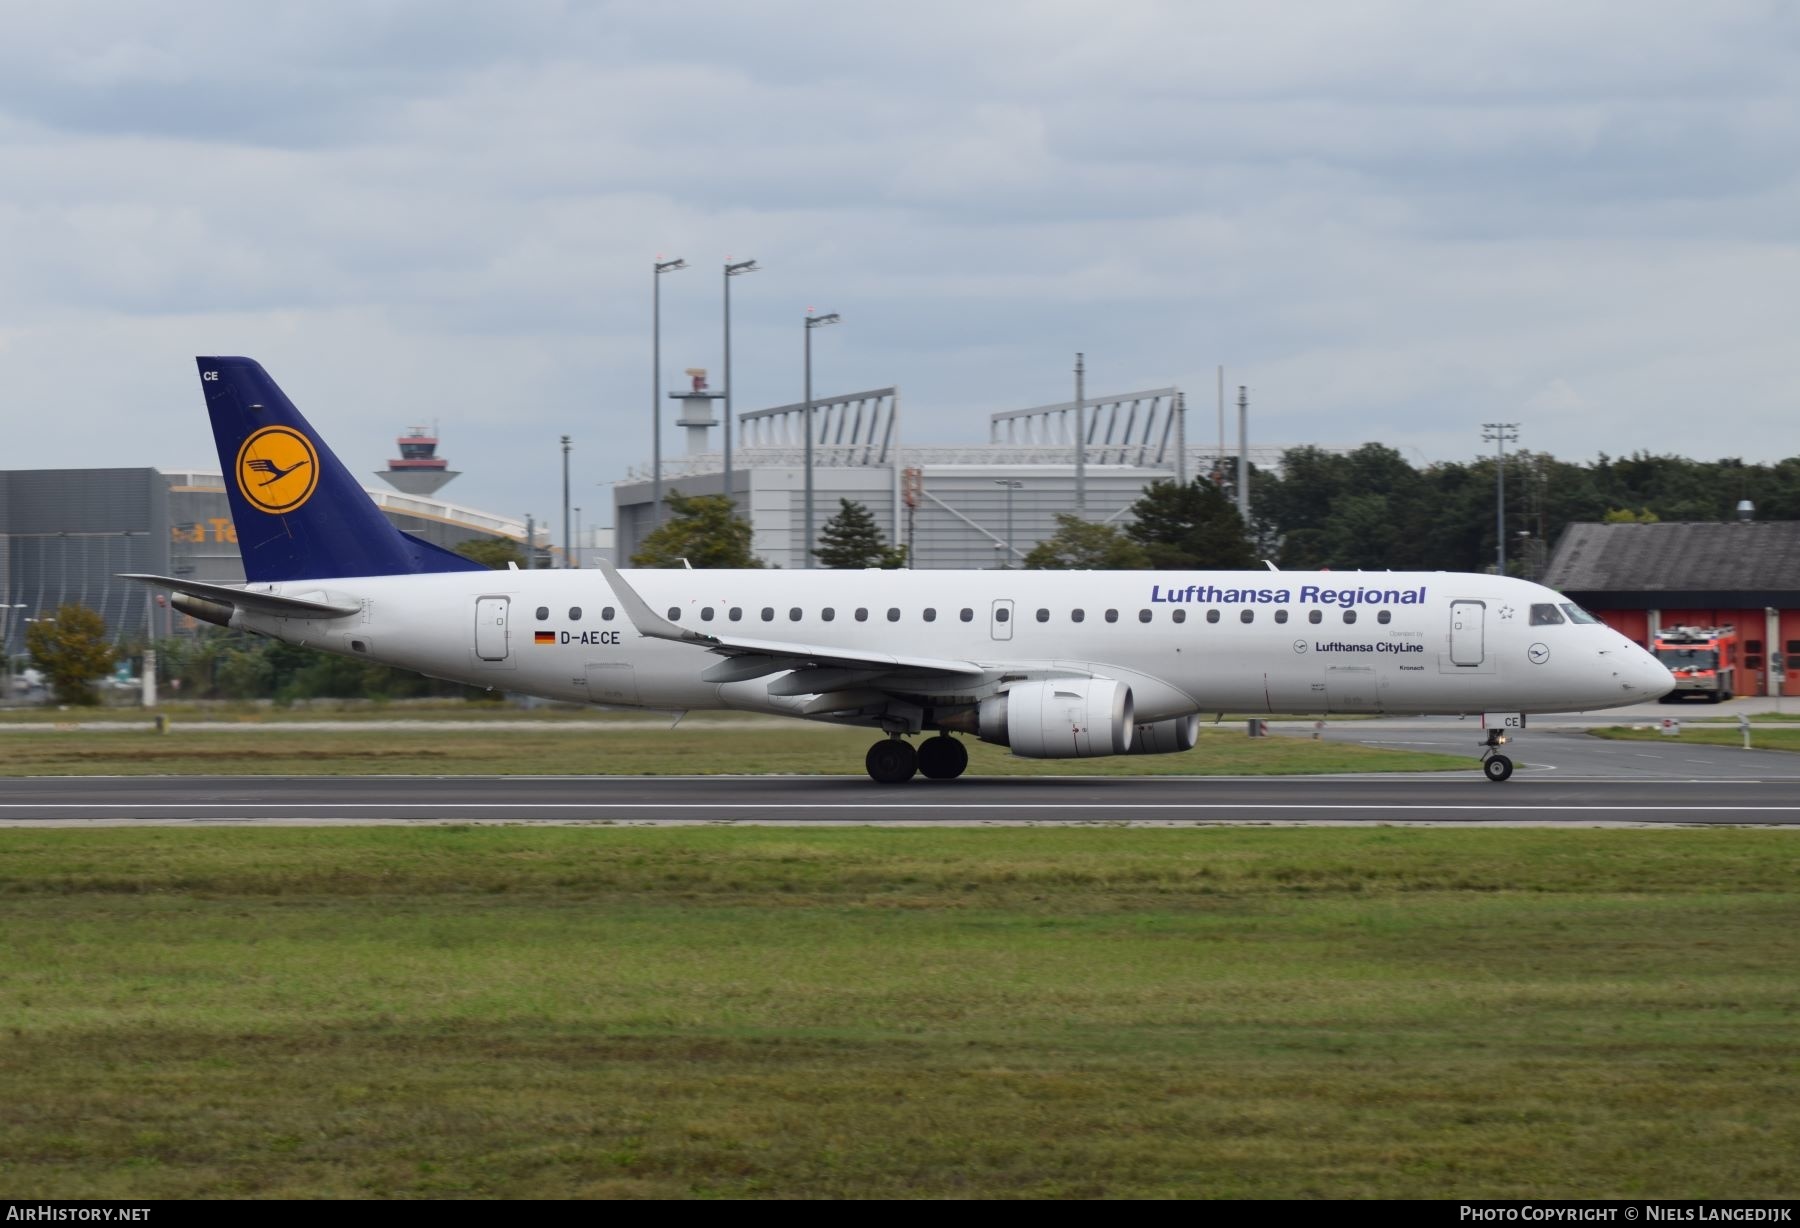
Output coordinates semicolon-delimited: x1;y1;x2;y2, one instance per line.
864;735;969;784
1480;729;1514;783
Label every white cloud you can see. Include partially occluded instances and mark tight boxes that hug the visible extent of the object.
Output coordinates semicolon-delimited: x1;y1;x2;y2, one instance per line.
1;1;1797;529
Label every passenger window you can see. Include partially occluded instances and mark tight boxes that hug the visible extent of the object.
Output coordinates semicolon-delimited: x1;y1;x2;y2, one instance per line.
888;608;901;622
1275;609;1288;624
667;607;681;621
923;608;936;622
960;608;973;622
1240;609;1254;624
1530;603;1566;626
856;608;869;622
1071;609;1085;623
535;607;549;621
1206;609;1220;624
994;607;1009;623
569;607;582;620
700;607;714;621
728;607;742;621
1172;609;1186;624
1036;609;1050;623
761;607;775;622
1343;610;1357;624
1377;610;1391;625
789;607;802;621
1105;609;1119;623
822;608;835;622
1309;610;1322;624
602;606;616;621
1139;609;1153;623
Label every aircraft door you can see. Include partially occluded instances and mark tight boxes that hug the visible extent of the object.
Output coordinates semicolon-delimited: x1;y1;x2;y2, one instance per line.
587;662;639;705
1449;600;1485;667
475;597;510;661
990;599;1014;641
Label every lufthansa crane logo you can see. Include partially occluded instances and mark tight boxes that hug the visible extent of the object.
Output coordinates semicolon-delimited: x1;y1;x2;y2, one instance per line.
234;425;319;514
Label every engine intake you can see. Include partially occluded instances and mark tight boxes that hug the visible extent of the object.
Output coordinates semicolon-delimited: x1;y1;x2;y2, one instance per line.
974;679;1134;758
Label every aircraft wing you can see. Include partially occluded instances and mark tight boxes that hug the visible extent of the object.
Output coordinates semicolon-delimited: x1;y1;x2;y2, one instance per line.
120;574;362;619
596;559;987;680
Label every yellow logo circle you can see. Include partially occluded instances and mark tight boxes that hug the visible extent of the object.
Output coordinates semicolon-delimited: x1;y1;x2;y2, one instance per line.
235;426;320;514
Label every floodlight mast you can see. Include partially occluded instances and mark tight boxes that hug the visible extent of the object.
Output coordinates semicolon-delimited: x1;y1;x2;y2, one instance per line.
652;257;687;529
1482;422;1521;575
723;259;758;511
803;310;841;568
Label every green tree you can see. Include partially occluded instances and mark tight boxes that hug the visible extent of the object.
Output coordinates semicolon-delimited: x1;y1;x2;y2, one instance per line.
1023;514;1150;569
455;536;526;569
815;499;905;568
24;603;116;706
1126;479;1259;569
631;490;765;568
1602;507;1660;524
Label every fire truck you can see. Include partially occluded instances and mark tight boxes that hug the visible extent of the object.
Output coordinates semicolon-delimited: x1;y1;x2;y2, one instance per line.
1654;625;1740;703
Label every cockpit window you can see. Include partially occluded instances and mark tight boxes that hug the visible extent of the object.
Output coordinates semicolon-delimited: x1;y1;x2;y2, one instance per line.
1560;603;1602;624
1529;603;1566;626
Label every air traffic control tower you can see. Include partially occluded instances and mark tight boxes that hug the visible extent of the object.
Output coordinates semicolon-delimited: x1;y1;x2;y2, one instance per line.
375;425;460;497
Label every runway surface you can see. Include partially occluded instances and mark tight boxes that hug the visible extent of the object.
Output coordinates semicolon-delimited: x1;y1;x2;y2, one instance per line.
1;776;1799;826
5;726;1800;826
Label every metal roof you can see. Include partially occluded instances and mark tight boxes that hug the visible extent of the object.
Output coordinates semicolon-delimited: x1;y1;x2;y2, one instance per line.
1543;521;1800;593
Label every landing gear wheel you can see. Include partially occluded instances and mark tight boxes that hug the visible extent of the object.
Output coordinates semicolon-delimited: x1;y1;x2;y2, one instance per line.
917;735;969;780
1483;754;1514;783
865;738;918;784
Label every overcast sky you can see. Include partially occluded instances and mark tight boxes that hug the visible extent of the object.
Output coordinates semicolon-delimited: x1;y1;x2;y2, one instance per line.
2;1;1796;526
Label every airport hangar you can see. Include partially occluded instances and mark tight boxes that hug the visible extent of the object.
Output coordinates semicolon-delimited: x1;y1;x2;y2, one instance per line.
0;466;531;657
613;383;1301;570
1543;519;1800;699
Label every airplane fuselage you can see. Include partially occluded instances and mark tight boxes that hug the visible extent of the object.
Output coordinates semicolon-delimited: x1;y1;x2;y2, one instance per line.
229;567;1670;723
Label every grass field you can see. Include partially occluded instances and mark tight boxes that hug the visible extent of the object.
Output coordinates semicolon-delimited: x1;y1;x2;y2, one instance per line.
0;724;1472;777
1591;725;1800;753
3;827;1798;1199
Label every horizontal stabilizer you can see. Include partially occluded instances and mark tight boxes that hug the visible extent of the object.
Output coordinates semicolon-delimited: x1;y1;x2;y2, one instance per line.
119;574;361;620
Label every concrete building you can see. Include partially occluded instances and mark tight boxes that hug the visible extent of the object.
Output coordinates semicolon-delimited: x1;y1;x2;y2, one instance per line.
1543;520;1800;697
614;386;1299;569
1;467;531;656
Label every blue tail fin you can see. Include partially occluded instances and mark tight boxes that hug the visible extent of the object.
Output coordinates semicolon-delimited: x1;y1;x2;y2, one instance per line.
198;356;487;582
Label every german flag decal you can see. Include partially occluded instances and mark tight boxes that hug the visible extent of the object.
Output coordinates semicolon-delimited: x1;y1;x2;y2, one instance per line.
534;631;556;645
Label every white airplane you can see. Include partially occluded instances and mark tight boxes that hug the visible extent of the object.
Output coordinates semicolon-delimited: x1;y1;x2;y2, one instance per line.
125;358;1675;784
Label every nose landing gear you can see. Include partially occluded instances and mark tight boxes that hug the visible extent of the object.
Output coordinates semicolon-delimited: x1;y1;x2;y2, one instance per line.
1481;729;1514;782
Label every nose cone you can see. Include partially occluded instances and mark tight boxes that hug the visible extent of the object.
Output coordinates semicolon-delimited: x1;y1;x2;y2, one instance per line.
1622;645;1676;699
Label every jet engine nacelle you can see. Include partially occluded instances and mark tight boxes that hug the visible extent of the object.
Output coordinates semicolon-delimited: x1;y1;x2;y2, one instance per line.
1128;714;1200;755
976;679;1134;758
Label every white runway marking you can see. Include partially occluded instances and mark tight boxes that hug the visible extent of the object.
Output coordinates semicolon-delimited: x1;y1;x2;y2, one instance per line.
6;802;1800;814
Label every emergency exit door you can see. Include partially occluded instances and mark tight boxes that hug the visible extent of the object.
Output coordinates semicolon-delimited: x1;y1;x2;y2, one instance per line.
1449;600;1485;667
475;597;510;661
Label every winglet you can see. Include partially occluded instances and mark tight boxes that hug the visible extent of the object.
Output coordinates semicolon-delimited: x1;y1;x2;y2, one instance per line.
595;559;718;646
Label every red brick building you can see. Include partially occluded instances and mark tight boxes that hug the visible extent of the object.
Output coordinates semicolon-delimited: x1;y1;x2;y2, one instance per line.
1543;521;1800;698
